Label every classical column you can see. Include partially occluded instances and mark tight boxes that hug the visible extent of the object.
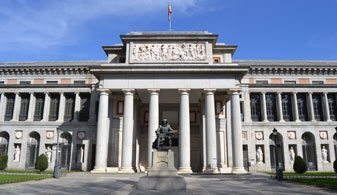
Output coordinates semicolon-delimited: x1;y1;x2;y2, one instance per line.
57;92;65;122
42;92;50;121
73;92;81;122
261;92;268;122
231;90;246;173
243;89;252;122
0;93;6;122
11;93;21;121
147;89;159;169
277;92;284;122
323;92;331;122
26;92;36;121
92;89;110;173
178;89;192;173
308;92;316;122
201;98;207;171
89;90;98;122
120;89;135;173
204;89;218;173
292;92;300;122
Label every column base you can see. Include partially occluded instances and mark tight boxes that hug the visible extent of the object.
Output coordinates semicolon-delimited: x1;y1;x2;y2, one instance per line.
204;167;219;174
295;120;301;122
118;167;135;173
219;167;232;174
91;168;107;173
232;167;247;174
178;167;193;174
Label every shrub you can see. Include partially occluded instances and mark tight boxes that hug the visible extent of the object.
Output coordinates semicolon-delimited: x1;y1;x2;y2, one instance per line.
293;156;307;174
0;153;8;170
35;154;48;171
334;159;337;173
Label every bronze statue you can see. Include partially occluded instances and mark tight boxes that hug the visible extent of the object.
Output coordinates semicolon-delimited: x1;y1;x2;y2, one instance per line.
152;119;177;150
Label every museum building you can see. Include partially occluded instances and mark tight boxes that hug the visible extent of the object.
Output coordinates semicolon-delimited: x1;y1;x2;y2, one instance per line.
0;31;337;173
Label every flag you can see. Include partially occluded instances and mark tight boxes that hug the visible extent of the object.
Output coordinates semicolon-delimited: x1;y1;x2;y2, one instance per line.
168;1;172;22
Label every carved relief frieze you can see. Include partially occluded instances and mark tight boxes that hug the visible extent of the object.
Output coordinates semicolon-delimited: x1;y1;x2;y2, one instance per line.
130;42;206;63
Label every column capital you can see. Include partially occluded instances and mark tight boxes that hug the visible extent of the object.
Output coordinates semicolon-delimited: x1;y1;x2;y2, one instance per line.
203;89;216;94
261;91;266;94
122;89;135;94
292;91;297;95
308;92;313;95
97;88;110;94
29;92;34;95
228;88;241;95
147;89;160;94
59;91;64;95
178;89;191;94
14;92;19;95
277;92;282;95
44;92;49;95
74;91;80;95
323;92;328;95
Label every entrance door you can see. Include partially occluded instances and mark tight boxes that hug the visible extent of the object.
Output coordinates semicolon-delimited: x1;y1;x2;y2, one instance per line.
243;145;249;171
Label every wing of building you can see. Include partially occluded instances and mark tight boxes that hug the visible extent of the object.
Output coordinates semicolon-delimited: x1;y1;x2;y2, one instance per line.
0;31;336;173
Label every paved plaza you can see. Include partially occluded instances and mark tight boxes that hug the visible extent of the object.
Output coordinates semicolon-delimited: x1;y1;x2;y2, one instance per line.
0;172;336;195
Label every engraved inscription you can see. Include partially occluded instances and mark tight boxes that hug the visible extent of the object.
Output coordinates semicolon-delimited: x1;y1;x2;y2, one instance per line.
131;43;206;62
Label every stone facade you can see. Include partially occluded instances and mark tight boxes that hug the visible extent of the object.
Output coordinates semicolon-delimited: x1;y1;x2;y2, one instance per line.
0;31;336;173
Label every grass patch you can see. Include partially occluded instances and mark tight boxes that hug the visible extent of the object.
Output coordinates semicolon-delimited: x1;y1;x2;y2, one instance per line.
0;170;71;174
266;172;337;176
0;174;52;184
286;178;337;190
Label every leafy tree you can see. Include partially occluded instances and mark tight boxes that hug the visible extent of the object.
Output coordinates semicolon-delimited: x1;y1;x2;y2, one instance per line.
0;153;8;170
35;154;48;171
293;156;307;174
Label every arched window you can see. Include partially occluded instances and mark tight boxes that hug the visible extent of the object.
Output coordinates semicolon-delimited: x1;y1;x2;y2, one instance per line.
0;132;9;155
302;132;317;171
26;132;40;168
60;132;72;170
269;133;284;171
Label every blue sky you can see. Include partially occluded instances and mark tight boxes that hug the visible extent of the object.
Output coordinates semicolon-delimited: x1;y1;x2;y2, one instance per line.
0;0;337;62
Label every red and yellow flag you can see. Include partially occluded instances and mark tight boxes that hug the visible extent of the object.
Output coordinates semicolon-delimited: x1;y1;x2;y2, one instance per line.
168;1;172;22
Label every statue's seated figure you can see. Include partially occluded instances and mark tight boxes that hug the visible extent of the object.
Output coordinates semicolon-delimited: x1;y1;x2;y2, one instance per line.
152;119;176;150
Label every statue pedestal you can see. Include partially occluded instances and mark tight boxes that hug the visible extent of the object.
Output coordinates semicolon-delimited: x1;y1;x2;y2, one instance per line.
137;149;186;190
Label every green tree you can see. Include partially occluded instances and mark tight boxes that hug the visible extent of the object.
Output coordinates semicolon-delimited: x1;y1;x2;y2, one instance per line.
0;153;8;170
293;156;307;174
35;154;48;171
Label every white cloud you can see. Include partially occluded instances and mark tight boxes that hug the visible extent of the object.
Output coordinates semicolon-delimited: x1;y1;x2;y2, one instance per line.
0;0;206;52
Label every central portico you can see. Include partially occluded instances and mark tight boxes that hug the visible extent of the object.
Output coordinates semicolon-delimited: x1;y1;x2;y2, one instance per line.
90;31;248;174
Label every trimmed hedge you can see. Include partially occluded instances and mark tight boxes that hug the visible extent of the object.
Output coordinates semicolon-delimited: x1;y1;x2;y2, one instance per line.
35;154;48;171
293;156;307;174
0;153;8;170
334;159;337;173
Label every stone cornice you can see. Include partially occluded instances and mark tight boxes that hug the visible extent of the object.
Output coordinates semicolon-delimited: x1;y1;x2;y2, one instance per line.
249;66;337;76
0;67;90;76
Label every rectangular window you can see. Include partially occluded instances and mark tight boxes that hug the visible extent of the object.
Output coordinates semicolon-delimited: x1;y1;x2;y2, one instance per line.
312;94;323;121
312;81;324;85
49;94;60;121
256;80;268;84
34;94;45;121
297;94;308;121
64;94;75;121
0;81;4;84
79;93;90;121
19;93;30;121
74;80;86;84
46;81;58;84
250;93;262;121
328;94;337;121
4;94;15;121
281;94;293;121
284;81;296;84
19;81;31;85
266;94;277;121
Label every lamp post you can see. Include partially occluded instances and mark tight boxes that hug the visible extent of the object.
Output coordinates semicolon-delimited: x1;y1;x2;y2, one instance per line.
53;128;61;179
272;128;283;181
